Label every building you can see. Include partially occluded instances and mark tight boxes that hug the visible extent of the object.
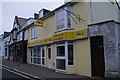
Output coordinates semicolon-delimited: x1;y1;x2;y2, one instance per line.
3;34;10;59
9;16;28;63
1;32;10;59
0;34;3;57
26;1;120;78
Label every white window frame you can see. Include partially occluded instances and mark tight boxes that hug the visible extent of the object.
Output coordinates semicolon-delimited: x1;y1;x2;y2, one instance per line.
30;47;41;65
55;41;74;71
31;26;37;39
67;42;74;66
41;46;45;66
55;6;73;31
19;32;23;41
30;48;34;64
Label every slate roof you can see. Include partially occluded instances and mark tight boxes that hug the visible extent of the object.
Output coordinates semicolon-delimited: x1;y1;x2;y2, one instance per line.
17;17;28;27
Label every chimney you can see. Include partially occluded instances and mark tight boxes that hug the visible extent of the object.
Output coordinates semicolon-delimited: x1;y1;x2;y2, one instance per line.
34;13;39;19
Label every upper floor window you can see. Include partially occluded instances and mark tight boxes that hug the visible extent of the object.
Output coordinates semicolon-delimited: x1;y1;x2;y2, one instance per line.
19;32;23;41
31;26;37;39
56;6;72;31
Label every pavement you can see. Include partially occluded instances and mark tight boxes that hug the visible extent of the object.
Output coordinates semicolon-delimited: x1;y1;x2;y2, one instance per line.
2;58;119;80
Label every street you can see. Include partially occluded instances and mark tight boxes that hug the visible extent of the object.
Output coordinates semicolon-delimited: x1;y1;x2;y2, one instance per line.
2;67;30;80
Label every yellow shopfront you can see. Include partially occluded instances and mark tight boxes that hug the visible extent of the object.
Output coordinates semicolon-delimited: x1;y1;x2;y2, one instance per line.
27;29;91;76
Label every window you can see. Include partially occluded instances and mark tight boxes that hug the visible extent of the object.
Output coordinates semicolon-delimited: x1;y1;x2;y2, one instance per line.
30;46;41;65
56;9;65;30
68;43;74;65
41;47;45;65
19;32;23;41
56;41;74;70
57;46;65;56
56;6;72;31
31;26;37;38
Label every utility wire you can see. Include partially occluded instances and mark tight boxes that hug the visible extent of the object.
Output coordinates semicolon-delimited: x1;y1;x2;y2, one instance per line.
63;8;85;24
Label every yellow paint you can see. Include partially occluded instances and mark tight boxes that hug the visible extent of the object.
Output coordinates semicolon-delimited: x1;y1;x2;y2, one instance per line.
51;44;56;70
27;2;92;77
66;66;75;74
74;39;91;77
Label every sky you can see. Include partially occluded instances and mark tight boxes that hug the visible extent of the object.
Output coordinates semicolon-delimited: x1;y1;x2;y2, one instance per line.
0;1;64;35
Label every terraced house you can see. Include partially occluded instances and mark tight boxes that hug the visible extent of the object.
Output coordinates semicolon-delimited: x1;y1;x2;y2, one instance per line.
25;0;120;78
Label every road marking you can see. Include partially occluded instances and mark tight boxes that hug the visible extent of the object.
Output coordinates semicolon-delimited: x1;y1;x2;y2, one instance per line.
2;67;31;79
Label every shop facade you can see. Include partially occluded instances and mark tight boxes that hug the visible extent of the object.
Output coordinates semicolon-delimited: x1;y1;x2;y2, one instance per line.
26;1;120;78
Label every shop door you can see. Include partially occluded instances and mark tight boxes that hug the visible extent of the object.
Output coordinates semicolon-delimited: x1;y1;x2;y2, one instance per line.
90;36;105;77
47;47;51;68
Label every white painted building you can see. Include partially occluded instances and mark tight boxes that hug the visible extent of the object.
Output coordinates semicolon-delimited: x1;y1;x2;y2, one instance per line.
0;35;3;57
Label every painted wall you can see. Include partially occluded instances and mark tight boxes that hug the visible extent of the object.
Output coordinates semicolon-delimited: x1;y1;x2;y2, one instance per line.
27;2;91;76
88;21;120;78
74;39;91;77
87;0;120;25
28;15;55;43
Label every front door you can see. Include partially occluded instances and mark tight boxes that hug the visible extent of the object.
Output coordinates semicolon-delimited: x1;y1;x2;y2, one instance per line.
90;36;105;77
47;46;51;68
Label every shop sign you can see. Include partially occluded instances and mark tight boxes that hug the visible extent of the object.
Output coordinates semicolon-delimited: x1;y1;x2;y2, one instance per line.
34;20;44;27
28;29;88;47
53;33;65;42
74;29;87;39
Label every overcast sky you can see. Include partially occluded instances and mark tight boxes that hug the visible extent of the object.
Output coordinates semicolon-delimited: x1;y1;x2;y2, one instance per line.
0;1;64;35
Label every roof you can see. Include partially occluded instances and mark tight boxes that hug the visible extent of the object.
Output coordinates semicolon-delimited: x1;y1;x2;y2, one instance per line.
40;2;77;20
17;17;28;27
3;32;10;39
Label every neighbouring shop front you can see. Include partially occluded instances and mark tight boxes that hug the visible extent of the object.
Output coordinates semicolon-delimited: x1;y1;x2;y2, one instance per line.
4;44;9;59
9;40;27;63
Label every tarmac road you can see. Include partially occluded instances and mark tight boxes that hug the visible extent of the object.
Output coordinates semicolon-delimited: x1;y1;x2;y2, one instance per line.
2;68;30;80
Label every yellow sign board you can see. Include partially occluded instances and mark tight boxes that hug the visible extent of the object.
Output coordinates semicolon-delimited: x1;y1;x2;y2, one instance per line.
34;20;44;27
53;33;65;42
28;29;87;47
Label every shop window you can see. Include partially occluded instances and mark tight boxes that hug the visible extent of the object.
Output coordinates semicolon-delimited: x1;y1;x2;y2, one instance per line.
56;59;66;70
68;43;74;65
57;45;65;56
41;47;45;65
56;41;74;70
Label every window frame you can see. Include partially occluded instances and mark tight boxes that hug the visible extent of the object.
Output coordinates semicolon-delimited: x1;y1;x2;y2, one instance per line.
56;41;74;71
55;6;73;31
31;26;37;39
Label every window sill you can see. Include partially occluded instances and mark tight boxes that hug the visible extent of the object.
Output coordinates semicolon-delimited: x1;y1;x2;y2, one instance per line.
31;37;37;40
55;28;74;33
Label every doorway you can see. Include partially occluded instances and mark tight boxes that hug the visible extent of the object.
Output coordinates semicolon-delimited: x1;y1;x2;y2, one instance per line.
47;46;51;68
90;36;105;77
